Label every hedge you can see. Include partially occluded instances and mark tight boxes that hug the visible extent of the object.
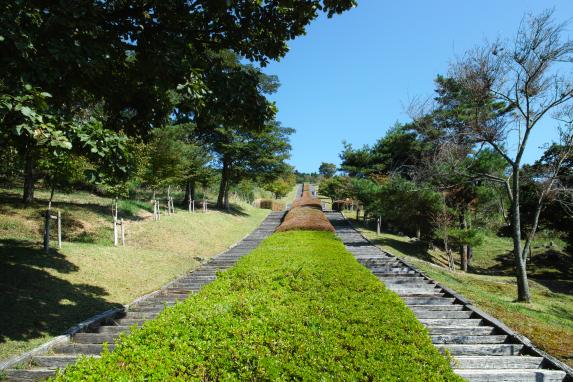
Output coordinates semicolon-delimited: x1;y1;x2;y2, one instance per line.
276;184;335;232
52;231;461;381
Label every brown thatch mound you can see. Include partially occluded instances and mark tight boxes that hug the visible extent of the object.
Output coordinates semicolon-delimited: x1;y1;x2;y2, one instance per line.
276;184;335;233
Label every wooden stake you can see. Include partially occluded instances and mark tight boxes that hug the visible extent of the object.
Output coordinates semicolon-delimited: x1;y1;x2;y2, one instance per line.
43;210;50;253
57;210;62;249
113;217;118;246
120;218;125;246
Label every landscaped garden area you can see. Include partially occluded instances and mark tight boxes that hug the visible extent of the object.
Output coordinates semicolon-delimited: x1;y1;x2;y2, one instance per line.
52;230;461;381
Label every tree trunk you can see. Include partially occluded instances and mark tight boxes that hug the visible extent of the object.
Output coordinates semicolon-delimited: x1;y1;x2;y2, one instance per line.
467;246;473;268
460;212;468;272
23;148;35;205
216;160;229;209
511;166;531;302
183;181;196;204
416;225;421;240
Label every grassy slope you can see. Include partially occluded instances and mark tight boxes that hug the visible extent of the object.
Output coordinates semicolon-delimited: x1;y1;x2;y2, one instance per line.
0;187;268;360
342;212;573;367
54;231;461;381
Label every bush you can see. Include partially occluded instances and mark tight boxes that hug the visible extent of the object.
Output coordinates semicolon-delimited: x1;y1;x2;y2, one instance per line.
277;185;334;232
258;199;285;211
53;231;460;381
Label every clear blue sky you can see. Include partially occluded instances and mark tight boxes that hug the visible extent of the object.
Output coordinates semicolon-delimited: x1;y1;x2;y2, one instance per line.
262;1;573;173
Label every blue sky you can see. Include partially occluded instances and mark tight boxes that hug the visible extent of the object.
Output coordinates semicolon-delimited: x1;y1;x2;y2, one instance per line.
262;1;573;173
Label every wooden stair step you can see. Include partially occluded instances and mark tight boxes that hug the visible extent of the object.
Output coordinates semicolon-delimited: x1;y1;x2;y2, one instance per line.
452;356;544;369
438;343;524;356
454;368;566;382
431;334;508;344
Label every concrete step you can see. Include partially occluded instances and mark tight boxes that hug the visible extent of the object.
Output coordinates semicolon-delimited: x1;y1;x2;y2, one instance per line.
403;297;455;305
73;333;118;344
409;304;465;311
97;325;133;334
452;356;544;369
114;318;146;326
52;343;114;355
454;368;566;382
378;276;428;285
32;354;99;368
393;289;444;296
129;303;175;312
123;311;160;319
431;335;508;344
428;326;497;336
414;310;473;319
438;343;524;356
3;368;56;381
420;318;483;327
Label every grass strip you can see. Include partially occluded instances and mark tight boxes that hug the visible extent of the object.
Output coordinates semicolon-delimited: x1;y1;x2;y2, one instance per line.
53;231;461;381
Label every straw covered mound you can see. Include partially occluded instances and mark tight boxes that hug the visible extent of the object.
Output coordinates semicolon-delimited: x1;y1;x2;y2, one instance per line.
276;185;335;233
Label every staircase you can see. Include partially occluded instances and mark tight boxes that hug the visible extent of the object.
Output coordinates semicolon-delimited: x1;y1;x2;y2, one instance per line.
2;212;285;382
326;211;572;382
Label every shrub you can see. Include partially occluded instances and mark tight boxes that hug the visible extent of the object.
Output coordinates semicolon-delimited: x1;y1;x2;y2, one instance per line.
259;199;285;211
277;185;334;232
52;231;460;381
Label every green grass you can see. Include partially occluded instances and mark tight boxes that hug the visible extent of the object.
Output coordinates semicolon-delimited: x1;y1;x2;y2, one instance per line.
53;231;461;381
0;187;269;361
342;211;573;368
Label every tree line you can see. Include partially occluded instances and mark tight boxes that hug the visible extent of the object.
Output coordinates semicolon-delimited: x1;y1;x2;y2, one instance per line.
0;1;355;208
321;10;573;303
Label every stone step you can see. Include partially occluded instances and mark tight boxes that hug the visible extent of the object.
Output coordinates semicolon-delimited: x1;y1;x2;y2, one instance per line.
431;335;508;344
97;325;133;334
374;272;417;277
393;289;444;296
438;343;524;356
454;368;566;382
3;368;56;381
123;311;161;320
452;356;544;369
129;303;175;312
52;343;114;355
414;310;473;319
420;318;483;327
382;278;432;285
428;326;497;336
409;304;465;311
73;333;118;344
114;318;146;326
32;354;99;368
403;297;455;305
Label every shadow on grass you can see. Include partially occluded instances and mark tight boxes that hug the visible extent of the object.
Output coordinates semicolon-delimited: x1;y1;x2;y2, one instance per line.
0;239;120;351
470;247;573;295
0;191;148;222
209;202;250;217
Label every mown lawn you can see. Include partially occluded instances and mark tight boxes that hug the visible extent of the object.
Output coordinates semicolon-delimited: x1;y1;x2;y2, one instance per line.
343;212;573;368
53;231;461;381
0;187;269;361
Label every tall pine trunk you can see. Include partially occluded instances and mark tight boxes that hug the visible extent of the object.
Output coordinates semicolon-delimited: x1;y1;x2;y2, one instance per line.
511;165;531;302
459;212;468;272
217;159;230;209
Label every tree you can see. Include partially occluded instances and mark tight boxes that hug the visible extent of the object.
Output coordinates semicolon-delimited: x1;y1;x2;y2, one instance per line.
450;10;573;301
141;124;212;202
320;176;350;205
318;162;337;178
1;1;355;203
